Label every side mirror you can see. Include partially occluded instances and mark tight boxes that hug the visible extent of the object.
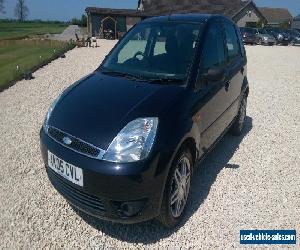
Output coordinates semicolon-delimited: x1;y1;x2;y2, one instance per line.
203;67;225;82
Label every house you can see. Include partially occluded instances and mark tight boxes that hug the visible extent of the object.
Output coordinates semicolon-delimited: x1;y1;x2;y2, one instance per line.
292;15;300;30
86;0;267;39
259;7;293;27
85;8;149;39
232;1;267;28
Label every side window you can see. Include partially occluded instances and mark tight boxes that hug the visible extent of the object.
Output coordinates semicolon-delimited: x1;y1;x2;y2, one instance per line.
223;23;241;61
154;36;166;56
200;22;226;73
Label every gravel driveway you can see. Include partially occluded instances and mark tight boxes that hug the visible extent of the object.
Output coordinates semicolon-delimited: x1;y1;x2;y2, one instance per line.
0;42;299;249
51;25;82;41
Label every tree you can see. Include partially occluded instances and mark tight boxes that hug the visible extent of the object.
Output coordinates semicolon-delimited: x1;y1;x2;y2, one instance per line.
81;14;87;27
71;15;87;27
71;18;81;26
15;0;29;21
256;19;263;28
0;0;5;13
279;20;290;29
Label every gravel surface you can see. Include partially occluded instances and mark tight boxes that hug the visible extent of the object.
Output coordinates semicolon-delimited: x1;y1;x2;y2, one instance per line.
0;42;299;249
51;25;82;41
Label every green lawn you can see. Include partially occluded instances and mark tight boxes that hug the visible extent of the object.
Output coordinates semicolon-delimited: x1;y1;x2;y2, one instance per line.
0;39;74;90
0;22;67;40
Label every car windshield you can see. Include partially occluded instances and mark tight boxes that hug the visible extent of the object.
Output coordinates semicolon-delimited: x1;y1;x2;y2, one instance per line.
278;29;287;33
266;27;279;33
242;28;255;34
258;29;268;35
292;29;300;36
100;21;203;83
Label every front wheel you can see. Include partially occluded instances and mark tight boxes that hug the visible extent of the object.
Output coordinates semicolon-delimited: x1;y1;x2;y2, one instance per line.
258;38;262;45
158;148;193;228
229;95;247;136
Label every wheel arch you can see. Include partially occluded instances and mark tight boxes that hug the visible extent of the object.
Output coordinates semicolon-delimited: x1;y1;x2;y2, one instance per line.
180;137;197;167
242;77;250;98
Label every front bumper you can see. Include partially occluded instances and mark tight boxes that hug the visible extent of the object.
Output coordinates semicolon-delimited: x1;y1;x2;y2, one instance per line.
242;36;257;44
293;38;300;45
262;38;276;45
277;38;290;45
40;129;169;224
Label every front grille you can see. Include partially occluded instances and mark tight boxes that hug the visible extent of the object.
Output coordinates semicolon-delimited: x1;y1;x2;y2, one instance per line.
48;170;105;213
47;126;104;159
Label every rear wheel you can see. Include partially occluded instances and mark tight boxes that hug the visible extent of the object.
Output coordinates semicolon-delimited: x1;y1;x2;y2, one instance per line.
158;148;193;228
229;95;247;136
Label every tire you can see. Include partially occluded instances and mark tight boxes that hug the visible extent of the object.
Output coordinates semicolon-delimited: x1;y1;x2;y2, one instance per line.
229;95;247;136
158;147;193;228
258;38;262;45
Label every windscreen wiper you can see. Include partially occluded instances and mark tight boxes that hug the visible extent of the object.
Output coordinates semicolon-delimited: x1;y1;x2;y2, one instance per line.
101;69;146;82
148;78;184;84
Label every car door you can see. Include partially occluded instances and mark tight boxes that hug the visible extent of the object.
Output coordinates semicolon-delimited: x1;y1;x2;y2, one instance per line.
194;21;230;151
222;21;245;123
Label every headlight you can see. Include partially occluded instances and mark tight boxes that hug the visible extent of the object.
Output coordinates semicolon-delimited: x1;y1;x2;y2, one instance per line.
278;34;283;39
263;36;268;41
103;118;158;163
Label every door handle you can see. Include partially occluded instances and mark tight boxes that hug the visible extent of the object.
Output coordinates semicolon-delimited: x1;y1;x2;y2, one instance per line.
225;81;230;91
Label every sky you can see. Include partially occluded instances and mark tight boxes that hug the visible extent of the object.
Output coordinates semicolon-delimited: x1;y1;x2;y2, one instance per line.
0;0;299;21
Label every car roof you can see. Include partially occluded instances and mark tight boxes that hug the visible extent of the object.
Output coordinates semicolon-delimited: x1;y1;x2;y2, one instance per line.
141;13;225;24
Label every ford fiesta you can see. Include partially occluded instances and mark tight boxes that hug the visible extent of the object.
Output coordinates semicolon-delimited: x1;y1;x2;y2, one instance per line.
40;14;249;228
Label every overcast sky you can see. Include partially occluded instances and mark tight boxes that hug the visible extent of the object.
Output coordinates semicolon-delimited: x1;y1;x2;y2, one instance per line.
0;0;299;21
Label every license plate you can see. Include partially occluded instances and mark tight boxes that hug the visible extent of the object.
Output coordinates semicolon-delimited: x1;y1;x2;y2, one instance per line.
48;151;83;187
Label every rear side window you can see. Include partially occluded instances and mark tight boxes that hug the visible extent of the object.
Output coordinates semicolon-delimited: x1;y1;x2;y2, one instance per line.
200;22;226;73
223;23;241;61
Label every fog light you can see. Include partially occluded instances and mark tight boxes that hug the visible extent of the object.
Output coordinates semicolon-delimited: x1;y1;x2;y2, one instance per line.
112;199;146;218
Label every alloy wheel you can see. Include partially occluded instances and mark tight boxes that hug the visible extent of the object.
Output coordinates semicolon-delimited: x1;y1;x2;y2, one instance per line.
258;38;262;45
238;98;247;129
170;156;191;218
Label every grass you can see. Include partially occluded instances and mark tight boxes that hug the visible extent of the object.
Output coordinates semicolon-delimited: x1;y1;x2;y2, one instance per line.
0;22;67;40
0;39;75;91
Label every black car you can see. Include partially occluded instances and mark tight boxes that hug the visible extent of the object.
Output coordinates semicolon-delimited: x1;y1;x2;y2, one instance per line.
40;14;249;228
239;27;258;45
287;29;300;45
264;27;291;45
